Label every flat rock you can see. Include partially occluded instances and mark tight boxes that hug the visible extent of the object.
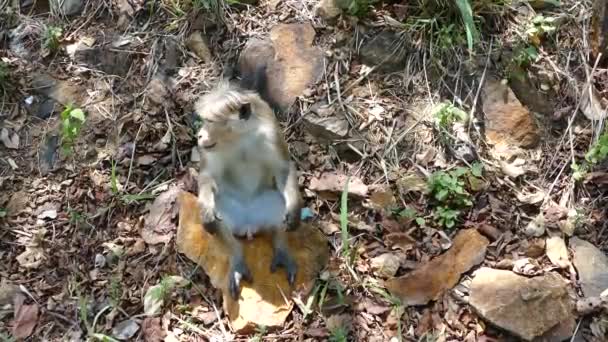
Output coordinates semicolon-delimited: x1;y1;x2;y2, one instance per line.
481;77;540;149
176;192;329;334
238;23;324;112
590;0;608;65
570;237;608;297
469;268;574;341
359;31;408;73
385;229;489;306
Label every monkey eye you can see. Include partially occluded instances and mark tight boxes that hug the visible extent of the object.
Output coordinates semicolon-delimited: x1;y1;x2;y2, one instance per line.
239;103;252;120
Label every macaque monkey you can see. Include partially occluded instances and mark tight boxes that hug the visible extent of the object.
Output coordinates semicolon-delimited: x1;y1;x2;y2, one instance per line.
195;65;302;299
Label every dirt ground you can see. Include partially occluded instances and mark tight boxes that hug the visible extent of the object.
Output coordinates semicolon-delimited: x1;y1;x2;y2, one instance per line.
1;0;608;341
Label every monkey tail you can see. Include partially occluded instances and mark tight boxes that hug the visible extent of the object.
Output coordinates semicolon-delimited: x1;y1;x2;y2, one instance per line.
238;64;280;113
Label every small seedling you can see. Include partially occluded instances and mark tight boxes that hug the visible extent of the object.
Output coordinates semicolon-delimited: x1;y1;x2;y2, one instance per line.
433;102;469;129
329;327;348;342
60;105;86;155
427;167;476;229
455;0;479;52
525;15;557;42
43;25;62;53
572;131;608;181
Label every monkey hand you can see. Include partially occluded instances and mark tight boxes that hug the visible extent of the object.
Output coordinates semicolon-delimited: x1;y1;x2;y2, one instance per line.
284;207;301;231
201;209;222;235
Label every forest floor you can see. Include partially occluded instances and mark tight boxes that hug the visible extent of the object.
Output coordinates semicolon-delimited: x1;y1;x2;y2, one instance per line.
1;0;608;341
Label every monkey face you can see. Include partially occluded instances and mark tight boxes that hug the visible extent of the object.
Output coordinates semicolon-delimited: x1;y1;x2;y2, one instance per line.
197;103;255;151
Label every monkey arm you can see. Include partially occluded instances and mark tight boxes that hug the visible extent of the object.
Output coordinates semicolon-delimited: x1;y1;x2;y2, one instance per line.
197;171;221;234
275;161;302;230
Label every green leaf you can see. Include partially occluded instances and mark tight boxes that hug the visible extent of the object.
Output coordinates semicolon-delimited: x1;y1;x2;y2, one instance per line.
399;207;417;218
455;0;478;52
415;217;426;226
70;108;86;122
340;176;350;259
470;162;483;177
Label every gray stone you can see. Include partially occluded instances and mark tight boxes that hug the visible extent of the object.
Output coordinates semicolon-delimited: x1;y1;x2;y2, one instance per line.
315;0;342;22
570;237;608;297
50;0;84;16
469;268;574;341
359;31;408;73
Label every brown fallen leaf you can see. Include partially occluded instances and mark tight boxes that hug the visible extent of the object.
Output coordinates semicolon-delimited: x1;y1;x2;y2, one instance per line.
11;297;39;340
396;172;429;194
141;184;183;245
384;229;489;306
385;233;416;252
309;173;368;197
141;317;165;342
0;128;19;149
176;192;329;333
365;186;396;211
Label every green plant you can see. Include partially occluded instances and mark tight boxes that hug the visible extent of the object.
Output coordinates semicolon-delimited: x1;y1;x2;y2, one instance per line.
60;105;86;155
340;177;350;260
336;0;378;17
329;327;348;342
427;167;475;229
249;325;268;342
0;208;6;218
455;0;478;52
42;25;62;53
572;131;608;181
525;15;557;41
109;275;122;307
433;102;469;129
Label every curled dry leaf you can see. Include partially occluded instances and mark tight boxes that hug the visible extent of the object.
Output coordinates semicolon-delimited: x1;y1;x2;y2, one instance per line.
385;233;415;252
364;186;396;211
0;128;19;149
309;173;368;197
499;159;526;178
545;236;570;269
141;184;183;245
512;258;543;276
523;214;545;237
516;189;546;204
16;247;45;269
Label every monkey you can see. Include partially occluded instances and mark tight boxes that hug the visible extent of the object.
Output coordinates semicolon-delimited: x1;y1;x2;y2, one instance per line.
194;65;302;299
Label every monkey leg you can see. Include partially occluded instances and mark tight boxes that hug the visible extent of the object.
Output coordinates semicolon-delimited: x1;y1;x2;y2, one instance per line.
270;228;297;285
217;224;252;299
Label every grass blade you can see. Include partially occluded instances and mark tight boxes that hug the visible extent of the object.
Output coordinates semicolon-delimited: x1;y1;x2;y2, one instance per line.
340;176;350;259
455;0;478;52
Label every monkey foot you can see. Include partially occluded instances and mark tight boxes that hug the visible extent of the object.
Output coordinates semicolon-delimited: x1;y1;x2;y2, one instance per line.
229;257;252;299
270;248;297;285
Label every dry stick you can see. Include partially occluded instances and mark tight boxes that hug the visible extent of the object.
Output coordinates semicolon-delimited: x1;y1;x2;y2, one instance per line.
468;39;493;136
125;123;143;191
541;52;603;207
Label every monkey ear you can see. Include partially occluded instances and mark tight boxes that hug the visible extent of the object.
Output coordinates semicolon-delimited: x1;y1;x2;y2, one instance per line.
239;103;252;120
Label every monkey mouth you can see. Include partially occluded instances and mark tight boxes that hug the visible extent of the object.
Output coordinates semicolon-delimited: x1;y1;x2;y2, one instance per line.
203;142;217;149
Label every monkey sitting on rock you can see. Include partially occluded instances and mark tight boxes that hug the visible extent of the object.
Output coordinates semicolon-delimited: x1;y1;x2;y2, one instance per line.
194;65;302;299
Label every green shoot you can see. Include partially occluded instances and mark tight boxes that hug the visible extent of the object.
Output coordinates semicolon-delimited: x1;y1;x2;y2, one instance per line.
340;177;350;260
60;105;86;156
43;25;62;53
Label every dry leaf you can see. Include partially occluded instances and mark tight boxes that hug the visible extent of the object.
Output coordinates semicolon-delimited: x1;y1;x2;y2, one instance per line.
499;159;526;178
142;317;165;342
309;173;368;197
396;173;428;194
141;185;182;245
385;233;415;251
385;229;489;306
0;128;19;149
11;300;39;339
